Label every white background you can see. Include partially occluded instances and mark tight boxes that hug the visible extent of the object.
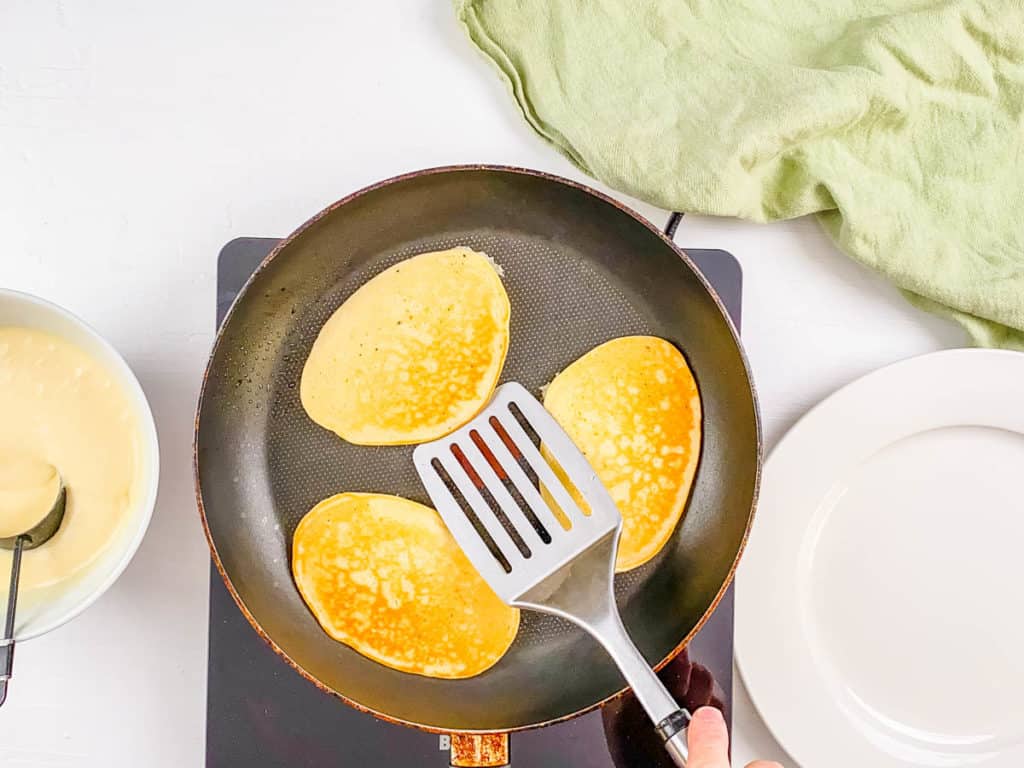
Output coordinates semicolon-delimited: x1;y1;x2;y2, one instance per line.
0;1;965;765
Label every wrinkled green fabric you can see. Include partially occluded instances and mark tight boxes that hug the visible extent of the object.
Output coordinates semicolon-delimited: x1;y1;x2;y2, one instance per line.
456;0;1024;348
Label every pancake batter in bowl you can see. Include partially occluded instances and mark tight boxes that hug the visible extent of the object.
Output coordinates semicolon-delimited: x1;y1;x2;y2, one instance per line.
0;326;145;596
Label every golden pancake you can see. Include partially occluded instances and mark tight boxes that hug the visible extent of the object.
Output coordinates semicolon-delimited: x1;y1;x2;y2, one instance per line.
543;336;702;572
300;247;510;445
292;492;520;679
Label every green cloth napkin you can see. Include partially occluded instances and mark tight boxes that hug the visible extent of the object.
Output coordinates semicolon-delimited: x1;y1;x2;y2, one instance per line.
456;0;1024;348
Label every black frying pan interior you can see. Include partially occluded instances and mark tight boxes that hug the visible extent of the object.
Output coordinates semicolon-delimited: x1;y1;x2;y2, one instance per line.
195;167;759;732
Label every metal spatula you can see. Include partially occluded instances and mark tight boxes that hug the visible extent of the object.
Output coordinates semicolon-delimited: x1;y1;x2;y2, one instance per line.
413;382;691;766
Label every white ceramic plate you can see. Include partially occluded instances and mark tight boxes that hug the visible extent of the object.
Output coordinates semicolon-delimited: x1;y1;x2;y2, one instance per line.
0;288;160;640
736;349;1024;768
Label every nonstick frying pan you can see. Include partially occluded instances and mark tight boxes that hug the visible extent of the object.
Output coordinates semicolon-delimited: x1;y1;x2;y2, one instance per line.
194;166;760;766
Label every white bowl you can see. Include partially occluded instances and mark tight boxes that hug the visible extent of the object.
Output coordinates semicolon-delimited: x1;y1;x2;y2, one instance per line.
0;288;160;640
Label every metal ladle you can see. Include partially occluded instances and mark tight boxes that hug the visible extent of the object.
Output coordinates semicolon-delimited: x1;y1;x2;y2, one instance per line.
0;477;66;707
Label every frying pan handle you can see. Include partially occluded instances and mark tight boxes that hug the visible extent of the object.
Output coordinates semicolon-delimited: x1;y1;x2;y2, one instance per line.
664;212;684;240
448;732;510;768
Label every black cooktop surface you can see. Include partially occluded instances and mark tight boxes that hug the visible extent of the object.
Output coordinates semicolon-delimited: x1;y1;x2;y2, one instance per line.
207;237;743;768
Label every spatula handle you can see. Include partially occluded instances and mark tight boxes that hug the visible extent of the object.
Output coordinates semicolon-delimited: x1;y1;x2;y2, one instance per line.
657;709;691;766
589;609;690;766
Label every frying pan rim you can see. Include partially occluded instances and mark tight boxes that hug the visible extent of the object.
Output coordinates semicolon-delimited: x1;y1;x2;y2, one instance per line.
192;163;763;734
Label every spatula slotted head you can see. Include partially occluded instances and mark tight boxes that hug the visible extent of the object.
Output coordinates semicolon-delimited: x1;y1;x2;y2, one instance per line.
412;382;621;605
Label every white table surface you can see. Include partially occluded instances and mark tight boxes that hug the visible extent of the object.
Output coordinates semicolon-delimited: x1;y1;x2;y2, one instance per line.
0;2;966;765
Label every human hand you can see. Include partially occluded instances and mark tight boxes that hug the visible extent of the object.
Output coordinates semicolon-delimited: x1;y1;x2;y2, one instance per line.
688;706;783;768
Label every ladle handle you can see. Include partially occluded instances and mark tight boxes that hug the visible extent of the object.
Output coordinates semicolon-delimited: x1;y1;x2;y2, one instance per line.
0;535;26;708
